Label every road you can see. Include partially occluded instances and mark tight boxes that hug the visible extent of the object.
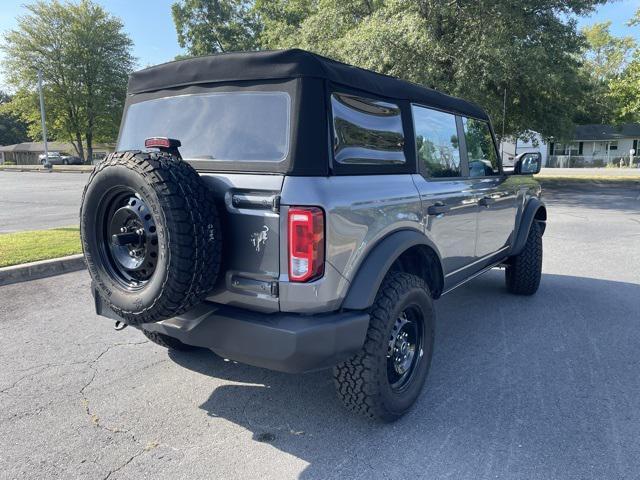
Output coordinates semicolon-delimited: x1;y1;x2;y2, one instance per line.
0;171;89;233
1;182;639;479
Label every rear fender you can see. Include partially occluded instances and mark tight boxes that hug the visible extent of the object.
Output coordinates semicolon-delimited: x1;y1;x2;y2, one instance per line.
341;230;443;310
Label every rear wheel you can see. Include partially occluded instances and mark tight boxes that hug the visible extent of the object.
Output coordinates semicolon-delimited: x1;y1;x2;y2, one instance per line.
333;272;435;422
142;330;197;351
505;221;542;295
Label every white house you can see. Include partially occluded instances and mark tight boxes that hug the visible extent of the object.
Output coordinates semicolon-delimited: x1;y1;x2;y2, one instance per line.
548;124;640;167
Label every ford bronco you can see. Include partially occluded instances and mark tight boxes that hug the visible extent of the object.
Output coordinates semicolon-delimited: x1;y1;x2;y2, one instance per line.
80;49;546;421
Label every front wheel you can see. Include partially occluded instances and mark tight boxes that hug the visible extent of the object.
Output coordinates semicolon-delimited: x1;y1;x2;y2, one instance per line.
333;272;435;422
505;221;543;295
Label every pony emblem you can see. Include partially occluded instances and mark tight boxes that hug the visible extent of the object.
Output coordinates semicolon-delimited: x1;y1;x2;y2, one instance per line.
250;225;269;252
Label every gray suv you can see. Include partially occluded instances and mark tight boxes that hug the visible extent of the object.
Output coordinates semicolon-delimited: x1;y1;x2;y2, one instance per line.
80;49;546;421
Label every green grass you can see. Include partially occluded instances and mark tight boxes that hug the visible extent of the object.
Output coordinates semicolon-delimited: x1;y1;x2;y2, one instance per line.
0;227;82;268
535;176;640;185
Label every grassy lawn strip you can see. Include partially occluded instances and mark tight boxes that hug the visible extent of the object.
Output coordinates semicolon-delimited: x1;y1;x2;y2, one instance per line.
0;227;82;268
536;176;640;187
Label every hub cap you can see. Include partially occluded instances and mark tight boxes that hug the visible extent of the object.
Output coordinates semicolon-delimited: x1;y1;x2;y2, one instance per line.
99;190;159;289
387;307;424;391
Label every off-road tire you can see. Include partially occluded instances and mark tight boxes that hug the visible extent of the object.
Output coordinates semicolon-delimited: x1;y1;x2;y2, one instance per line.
80;150;222;325
142;330;197;351
333;272;435;422
505;221;542;295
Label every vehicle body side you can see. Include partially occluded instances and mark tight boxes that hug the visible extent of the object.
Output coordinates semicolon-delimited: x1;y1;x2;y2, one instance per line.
105;51;546;373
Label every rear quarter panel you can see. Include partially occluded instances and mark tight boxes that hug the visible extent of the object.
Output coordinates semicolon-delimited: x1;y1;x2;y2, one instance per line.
279;174;425;313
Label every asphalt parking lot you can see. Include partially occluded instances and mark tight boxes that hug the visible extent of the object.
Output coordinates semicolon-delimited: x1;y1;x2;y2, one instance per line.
1;181;639;479
0;171;89;233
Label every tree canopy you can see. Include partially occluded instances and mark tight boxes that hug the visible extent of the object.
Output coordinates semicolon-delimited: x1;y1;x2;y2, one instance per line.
1;0;134;160
172;0;613;140
0;91;30;146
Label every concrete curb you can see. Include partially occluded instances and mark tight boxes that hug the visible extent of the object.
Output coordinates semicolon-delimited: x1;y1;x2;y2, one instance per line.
0;254;86;287
0;165;94;173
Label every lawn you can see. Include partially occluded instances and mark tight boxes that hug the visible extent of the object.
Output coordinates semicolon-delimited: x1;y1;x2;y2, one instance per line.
0;227;82;268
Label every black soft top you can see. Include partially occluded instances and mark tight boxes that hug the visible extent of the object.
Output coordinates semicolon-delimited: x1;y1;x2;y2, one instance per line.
128;49;489;121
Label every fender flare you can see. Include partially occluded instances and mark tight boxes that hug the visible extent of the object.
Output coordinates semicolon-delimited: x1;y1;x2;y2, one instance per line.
341;230;443;310
511;198;547;257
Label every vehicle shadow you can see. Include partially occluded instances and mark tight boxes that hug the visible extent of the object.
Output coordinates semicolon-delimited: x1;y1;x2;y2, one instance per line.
169;271;640;480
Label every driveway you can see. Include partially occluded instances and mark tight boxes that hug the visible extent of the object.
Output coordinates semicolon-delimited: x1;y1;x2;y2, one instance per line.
0;171;89;233
0;182;639;479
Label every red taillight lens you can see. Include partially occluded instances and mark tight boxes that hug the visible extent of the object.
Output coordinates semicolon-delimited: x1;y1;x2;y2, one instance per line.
288;207;324;282
144;137;171;149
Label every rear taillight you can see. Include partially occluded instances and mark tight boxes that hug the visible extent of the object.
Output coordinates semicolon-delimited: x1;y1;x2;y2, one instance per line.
288;207;324;282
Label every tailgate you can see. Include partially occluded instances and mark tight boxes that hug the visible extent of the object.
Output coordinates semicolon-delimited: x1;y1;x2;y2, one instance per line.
199;173;283;313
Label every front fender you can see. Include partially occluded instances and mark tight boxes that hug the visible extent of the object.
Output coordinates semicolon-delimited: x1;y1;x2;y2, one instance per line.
341;230;442;310
511;197;547;256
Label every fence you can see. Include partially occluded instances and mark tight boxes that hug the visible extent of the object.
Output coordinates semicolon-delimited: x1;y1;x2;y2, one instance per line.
547;155;637;168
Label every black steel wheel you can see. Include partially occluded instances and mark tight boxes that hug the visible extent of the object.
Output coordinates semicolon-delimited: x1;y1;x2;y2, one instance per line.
387;306;425;392
81;151;222;325
96;188;160;290
334;272;435;422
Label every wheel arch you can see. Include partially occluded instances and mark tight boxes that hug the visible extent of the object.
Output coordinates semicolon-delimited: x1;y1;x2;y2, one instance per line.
511;197;546;256
341;230;444;310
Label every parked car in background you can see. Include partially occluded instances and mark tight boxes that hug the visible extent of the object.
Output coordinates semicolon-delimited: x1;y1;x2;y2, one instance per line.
38;152;84;165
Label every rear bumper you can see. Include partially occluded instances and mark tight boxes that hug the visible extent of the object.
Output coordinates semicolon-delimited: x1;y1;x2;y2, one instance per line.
94;292;369;374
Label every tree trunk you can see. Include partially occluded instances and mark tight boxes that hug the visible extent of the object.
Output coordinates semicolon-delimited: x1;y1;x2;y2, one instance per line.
86;132;93;164
75;131;85;161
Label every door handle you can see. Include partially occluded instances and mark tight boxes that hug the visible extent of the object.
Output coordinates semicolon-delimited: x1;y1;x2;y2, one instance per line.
427;202;450;216
479;196;496;207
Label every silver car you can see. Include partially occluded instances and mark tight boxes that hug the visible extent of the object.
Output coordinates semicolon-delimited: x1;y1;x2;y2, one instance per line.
39;152;83;165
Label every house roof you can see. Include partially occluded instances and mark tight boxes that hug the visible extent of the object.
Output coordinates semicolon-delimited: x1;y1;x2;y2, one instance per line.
127;48;490;121
573;124;640;141
0;142;114;153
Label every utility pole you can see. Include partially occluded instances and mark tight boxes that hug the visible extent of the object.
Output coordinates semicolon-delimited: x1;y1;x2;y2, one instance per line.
38;70;51;170
500;88;507;160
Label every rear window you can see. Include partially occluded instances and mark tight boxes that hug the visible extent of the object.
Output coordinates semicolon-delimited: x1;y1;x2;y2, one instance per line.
118;91;291;163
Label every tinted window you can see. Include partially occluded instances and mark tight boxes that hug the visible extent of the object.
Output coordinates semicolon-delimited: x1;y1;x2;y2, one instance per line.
462;117;499;177
118;92;290;163
331;93;405;165
412;105;461;178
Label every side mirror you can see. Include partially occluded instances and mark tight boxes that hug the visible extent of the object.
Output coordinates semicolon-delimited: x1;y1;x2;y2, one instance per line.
513;152;542;175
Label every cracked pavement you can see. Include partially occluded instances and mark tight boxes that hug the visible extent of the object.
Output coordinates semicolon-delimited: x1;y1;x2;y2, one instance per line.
1;181;639;479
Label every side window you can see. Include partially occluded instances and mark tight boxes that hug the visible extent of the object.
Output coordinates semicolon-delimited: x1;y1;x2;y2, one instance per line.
462;117;500;177
331;93;405;165
411;105;461;178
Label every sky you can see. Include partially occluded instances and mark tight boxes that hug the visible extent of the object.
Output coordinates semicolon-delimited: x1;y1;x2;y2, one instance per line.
0;0;639;89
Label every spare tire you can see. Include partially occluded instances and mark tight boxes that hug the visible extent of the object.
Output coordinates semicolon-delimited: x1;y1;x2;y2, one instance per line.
80;151;222;325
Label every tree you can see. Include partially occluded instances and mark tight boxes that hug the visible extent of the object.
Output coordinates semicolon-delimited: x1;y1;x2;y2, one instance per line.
0;91;30;145
258;0;610;140
608;56;640;122
173;0;608;140
607;10;640;123
172;0;261;55
582;22;635;81
1;1;134;161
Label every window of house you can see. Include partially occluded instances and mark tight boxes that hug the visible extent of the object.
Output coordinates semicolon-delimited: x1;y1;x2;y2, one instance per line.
331;93;405;165
412;105;461;178
609;141;618;151
462;117;500;177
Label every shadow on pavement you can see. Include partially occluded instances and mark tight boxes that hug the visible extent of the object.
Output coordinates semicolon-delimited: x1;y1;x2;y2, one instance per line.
169;271;640;480
541;181;640;213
